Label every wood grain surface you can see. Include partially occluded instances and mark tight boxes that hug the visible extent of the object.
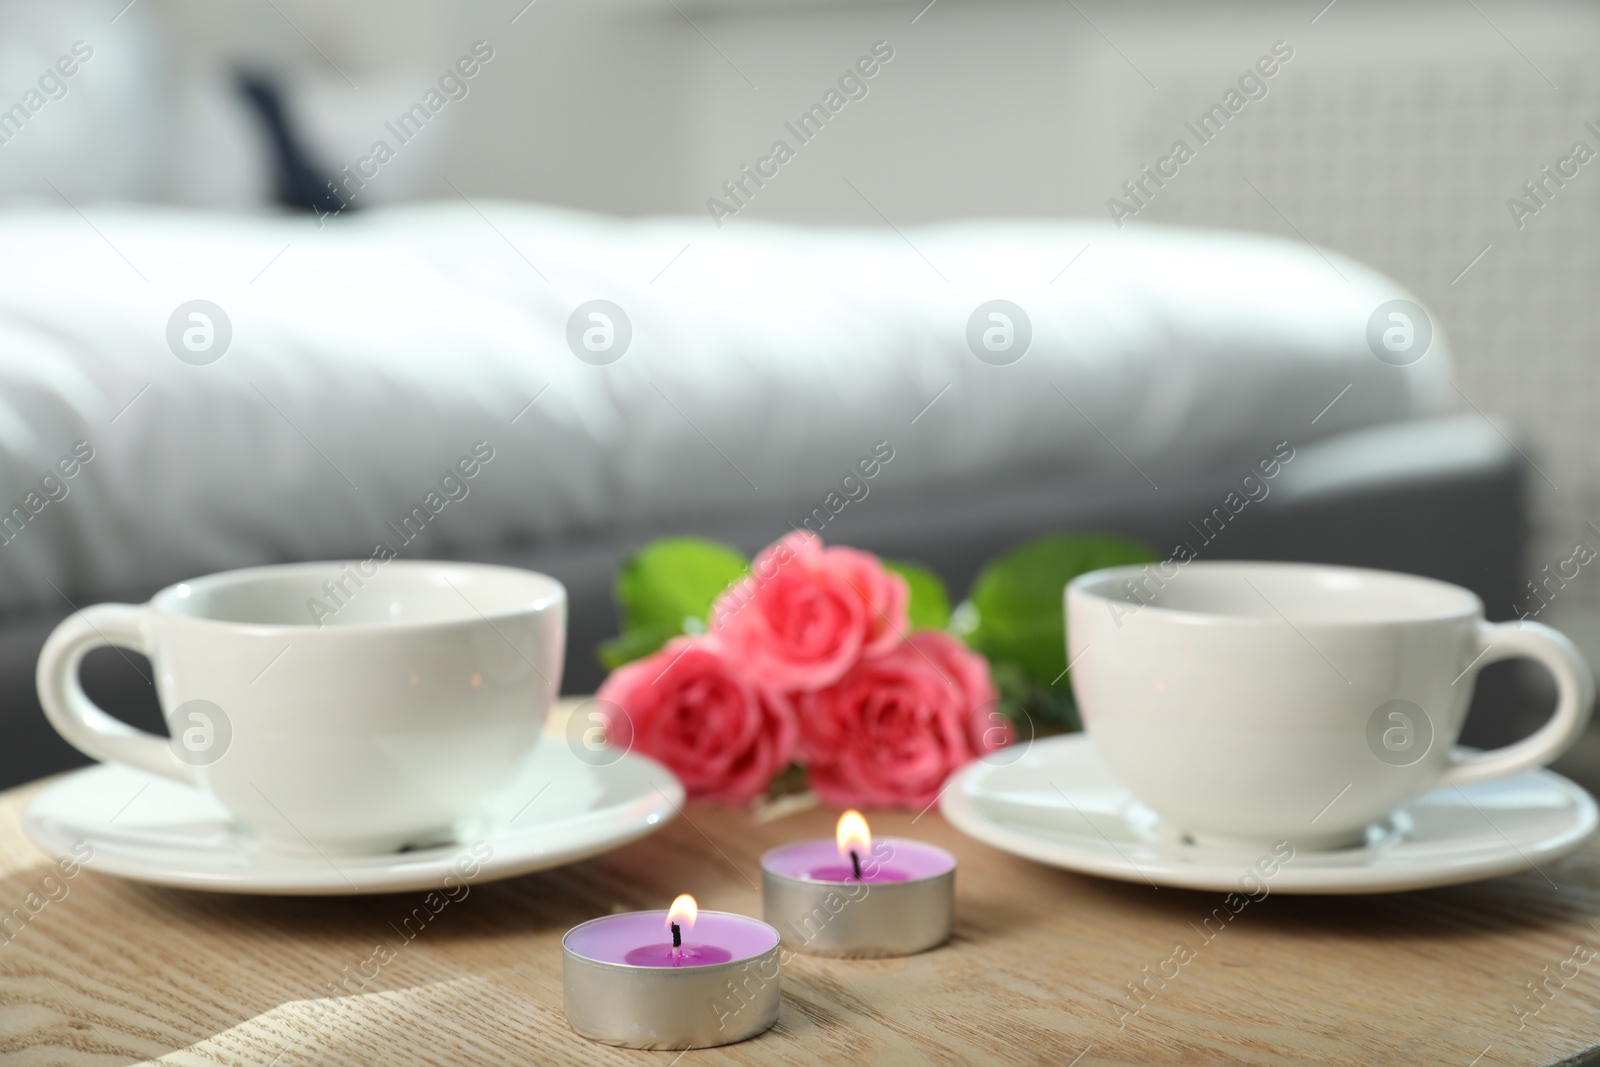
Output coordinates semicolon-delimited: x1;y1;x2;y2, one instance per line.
3;702;1600;1066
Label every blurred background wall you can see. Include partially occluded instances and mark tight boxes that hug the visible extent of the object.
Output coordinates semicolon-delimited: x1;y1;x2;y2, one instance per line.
6;0;1598;673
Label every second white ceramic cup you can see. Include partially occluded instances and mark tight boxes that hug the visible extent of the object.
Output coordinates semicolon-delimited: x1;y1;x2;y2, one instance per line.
1067;561;1594;850
36;560;566;855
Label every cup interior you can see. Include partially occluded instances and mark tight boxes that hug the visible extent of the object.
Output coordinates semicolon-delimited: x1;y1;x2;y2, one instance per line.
152;561;564;628
1071;561;1480;623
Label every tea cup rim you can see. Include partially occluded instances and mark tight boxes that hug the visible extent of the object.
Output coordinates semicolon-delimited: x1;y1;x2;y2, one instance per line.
146;559;565;634
1066;559;1483;628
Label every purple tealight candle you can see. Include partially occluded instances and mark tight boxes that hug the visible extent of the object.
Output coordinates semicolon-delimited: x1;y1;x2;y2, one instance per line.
563;895;781;1049
761;811;956;958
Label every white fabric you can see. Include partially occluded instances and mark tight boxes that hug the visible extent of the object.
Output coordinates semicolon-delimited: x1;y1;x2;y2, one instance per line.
0;202;1451;612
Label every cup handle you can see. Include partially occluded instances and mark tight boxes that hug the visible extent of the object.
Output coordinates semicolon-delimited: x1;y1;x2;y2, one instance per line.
35;604;197;786
1437;619;1595;789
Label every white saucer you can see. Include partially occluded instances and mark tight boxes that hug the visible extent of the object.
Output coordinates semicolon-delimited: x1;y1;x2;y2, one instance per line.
940;734;1598;894
24;742;684;895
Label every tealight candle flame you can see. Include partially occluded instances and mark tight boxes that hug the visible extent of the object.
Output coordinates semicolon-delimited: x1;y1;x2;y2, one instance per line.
666;893;698;933
837;810;871;855
837;810;871;880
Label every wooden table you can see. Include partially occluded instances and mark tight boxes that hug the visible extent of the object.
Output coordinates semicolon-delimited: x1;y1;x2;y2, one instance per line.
5;705;1600;1066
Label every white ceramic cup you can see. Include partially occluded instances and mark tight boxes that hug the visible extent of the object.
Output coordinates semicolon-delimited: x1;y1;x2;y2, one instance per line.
1066;561;1594;850
37;561;565;855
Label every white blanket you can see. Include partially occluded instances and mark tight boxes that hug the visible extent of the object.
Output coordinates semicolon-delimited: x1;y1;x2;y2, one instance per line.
0;202;1450;612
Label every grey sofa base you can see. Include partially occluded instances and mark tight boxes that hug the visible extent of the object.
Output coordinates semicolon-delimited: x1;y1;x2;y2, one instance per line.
0;415;1529;792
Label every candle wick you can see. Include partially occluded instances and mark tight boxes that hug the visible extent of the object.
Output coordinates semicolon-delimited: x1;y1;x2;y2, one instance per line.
850;849;862;881
671;921;682;949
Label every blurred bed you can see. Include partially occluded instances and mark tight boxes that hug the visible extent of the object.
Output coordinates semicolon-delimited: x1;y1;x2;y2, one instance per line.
0;202;1522;787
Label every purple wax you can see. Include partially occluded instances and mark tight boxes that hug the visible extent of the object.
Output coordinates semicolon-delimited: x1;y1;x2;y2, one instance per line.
564;910;779;968
622;943;735;967
802;864;911;883
760;837;956;884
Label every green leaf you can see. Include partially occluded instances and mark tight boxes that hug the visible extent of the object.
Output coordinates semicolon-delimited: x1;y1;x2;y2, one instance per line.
883;559;952;631
615;537;748;630
964;534;1158;690
602;537;748;668
988;659;1081;735
597;622;684;671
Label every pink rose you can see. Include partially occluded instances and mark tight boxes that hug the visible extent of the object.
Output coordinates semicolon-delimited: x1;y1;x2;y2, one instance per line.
711;532;910;691
595;636;796;805
796;631;1008;810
